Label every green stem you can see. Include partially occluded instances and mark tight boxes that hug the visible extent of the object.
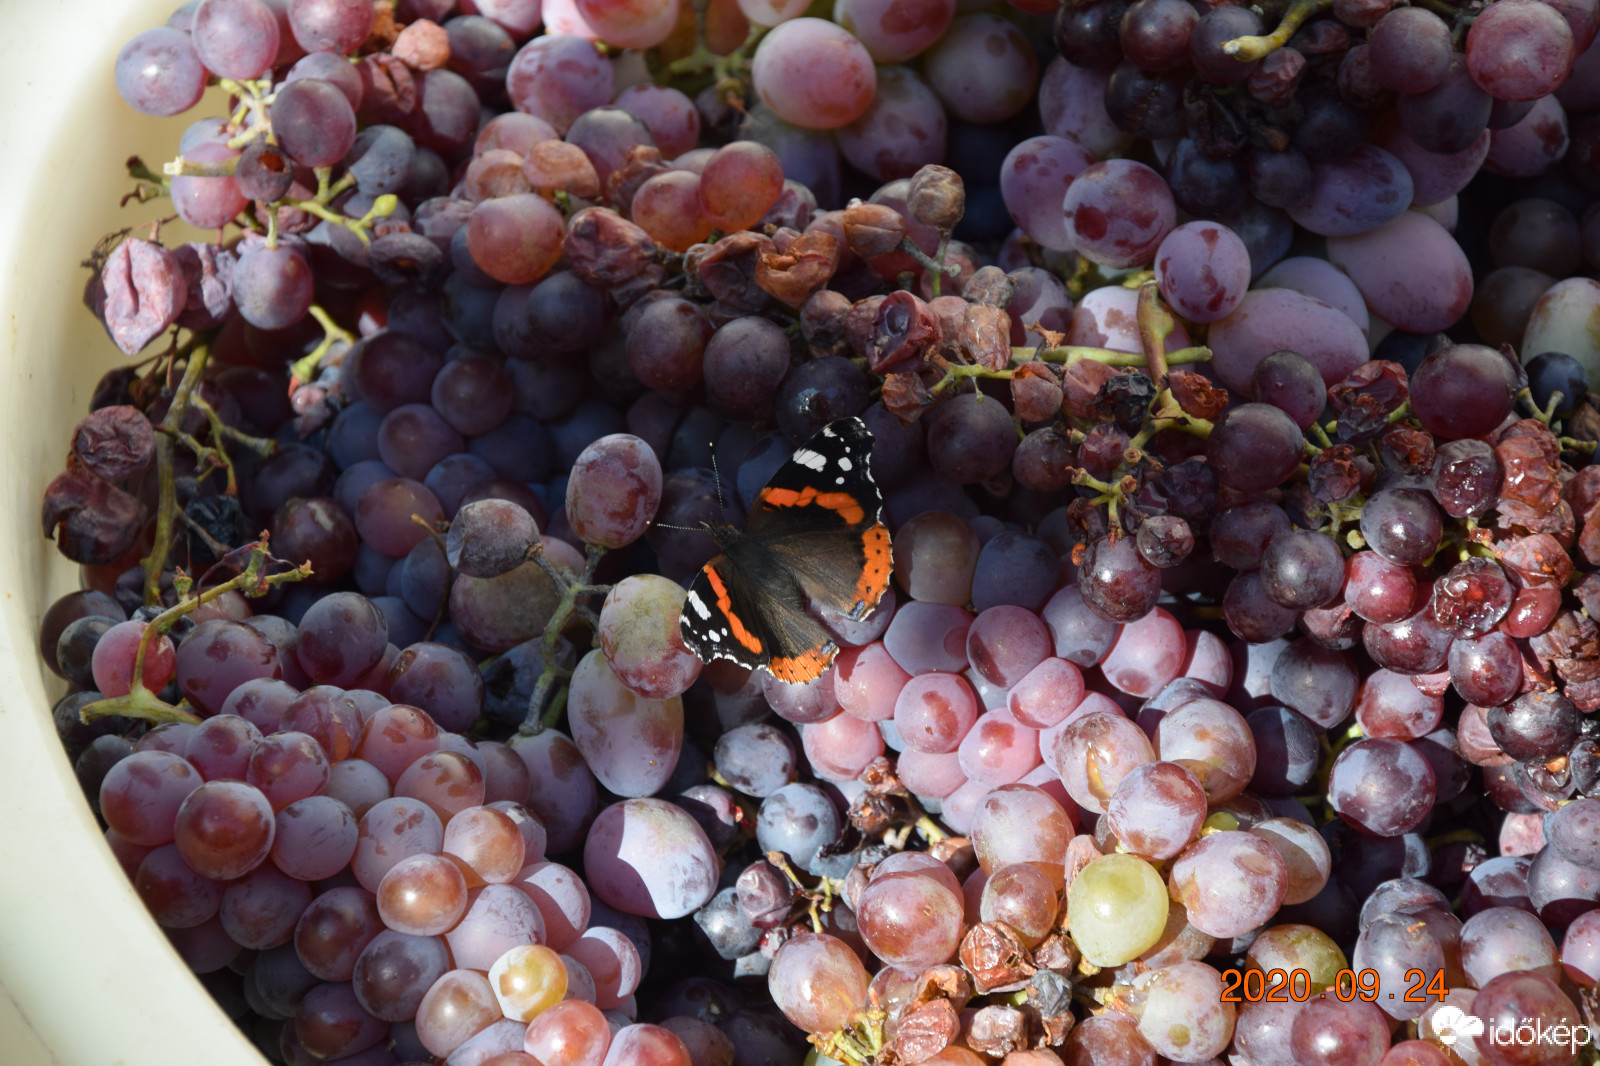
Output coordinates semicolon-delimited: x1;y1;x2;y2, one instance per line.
82;541;312;726
897;236;961;284
519;543;609;735
141;342;211;606
289;304;357;386
1135;279;1172;384
1012;344;1211;368
1223;0;1333;60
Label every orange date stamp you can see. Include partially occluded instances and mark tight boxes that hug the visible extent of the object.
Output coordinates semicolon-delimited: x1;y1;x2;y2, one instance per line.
1218;968;1451;1003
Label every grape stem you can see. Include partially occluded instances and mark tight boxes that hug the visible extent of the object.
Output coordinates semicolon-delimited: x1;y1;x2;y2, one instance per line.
1222;0;1332;60
80;538;312;727
289;305;358;388
410;515;454;643
1134;279;1173;385
518;543;611;736
898;236;963;286
140;338;213;607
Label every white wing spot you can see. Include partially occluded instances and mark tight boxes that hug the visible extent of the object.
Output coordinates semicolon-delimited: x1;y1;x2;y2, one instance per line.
822;426;837;437
791;448;827;471
836;477;845;485
707;629;721;643
837;456;853;472
687;590;712;620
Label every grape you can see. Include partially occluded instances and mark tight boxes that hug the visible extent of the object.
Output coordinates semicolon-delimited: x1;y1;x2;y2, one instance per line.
510;732;598;855
377;853;468;936
1286;144;1415;237
91;619;177;698
1409;343;1520;441
1062;159;1176;269
289;0;373;52
297;592;388;688
193;0;282;79
416;969;502;1057
1261;531;1344;611
273;78;359;169
713;724;796;798
1154;221;1250;323
1360;488;1444;568
175;779;277;880
116;28;209;116
1100;607;1187;699
220;864;311;949
749;18;875;130
1325;213;1474;333
294;981;388;1060
1466;0;1575;102
1077;535;1162;625
525;1000;612;1066
1105;760;1206;860
583;799;717;919
857;869;963;969
135;844;223;928
892;511;979;607
295;886;384;982
1369;7;1453;93
1329;739;1436;836
979;862;1058;946
1136;961;1236;1062
630;172;711;255
1469;971;1581;1065
767;933;870;1034
1209;289;1370;393
1354;669;1443;739
803;712;886;782
100;749;203;847
566;434;662;550
1168;831;1288;938
613;84;699;160
597;574;702;701
396;750;485;824
1485;96;1571;178
1053;710;1154;814
893;671;978;755
923;13;1039;124
1488;692;1581;760
234;243;317;331
466;195;565;285
1252;818;1332;905
1289;997;1390;1065
1207;403;1305;495
568;650;683;798
575;0;678;50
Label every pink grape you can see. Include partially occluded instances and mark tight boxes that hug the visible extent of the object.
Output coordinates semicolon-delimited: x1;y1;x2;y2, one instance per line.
767;933;871;1034
750;18;876;130
1154;221;1252;323
568;650;682;798
1053;711;1155;815
91;620;176;698
505;35;614;134
1062;159;1176;269
923;13;1039;123
575;0;679;50
583;799;718;919
1325;211;1474;332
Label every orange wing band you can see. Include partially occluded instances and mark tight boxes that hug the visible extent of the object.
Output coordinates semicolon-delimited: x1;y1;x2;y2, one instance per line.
702;565;764;654
760;486;866;526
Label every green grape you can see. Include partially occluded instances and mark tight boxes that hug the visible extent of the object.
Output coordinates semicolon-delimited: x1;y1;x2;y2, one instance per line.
1065;853;1169;966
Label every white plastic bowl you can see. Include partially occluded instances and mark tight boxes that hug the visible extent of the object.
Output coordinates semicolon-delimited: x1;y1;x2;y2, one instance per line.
0;2;266;1063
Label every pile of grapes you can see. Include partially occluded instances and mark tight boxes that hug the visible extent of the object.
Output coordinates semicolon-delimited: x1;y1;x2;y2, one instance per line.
34;0;1600;1061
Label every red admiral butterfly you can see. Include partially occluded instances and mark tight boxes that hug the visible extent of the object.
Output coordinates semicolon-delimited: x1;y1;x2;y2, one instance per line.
678;417;892;684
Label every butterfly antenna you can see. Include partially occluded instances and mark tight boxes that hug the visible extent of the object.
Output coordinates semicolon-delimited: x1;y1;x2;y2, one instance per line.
710;442;728;513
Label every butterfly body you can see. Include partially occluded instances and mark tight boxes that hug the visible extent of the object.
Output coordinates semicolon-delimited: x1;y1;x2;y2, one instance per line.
679;418;892;684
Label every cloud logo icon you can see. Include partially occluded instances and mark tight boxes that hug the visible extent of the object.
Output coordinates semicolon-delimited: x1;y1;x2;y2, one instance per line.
1432;1006;1486;1047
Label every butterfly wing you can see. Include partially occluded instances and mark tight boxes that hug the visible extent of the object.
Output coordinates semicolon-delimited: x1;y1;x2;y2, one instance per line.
680;552;841;683
746;417;892;621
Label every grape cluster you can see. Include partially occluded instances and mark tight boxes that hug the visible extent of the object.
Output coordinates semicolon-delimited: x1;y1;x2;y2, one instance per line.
32;0;1600;1062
